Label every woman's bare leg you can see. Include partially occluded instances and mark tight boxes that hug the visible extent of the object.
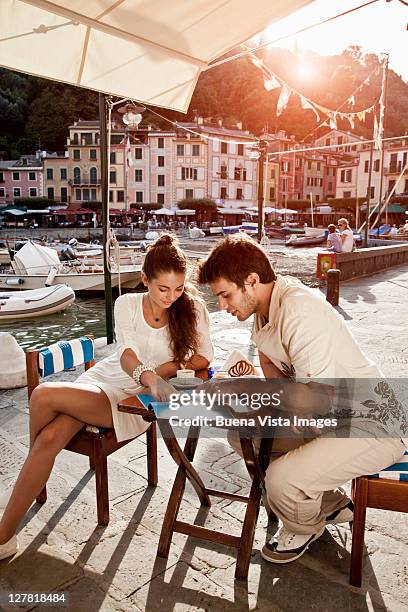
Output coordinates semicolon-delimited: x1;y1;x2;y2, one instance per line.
29;382;113;448
0;383;113;544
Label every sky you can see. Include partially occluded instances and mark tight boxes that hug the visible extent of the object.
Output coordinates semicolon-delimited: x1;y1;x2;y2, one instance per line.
261;0;408;81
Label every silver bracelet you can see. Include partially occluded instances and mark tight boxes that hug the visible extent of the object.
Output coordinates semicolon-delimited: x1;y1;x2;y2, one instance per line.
132;363;157;387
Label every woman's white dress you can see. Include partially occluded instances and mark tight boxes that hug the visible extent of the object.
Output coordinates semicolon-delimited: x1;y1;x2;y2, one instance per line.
76;293;213;442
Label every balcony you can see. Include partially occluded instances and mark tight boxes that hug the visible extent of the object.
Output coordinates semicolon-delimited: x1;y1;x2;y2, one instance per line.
384;162;407;174
69;176;101;186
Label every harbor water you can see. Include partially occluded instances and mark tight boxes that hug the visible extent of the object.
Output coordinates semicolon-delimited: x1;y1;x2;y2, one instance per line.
1;243;320;350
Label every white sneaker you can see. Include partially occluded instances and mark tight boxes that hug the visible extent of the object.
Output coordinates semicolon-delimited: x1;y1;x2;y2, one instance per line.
0;535;18;561
261;525;325;564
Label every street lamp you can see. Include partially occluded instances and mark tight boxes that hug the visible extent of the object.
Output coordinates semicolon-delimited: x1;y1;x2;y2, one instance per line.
248;139;268;242
117;103;145;212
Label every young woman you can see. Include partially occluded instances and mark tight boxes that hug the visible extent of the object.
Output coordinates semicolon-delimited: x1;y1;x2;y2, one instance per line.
337;218;354;252
0;234;213;560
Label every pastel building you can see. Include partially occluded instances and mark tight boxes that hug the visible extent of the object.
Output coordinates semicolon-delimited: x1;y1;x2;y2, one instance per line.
42;152;70;203
0;155;43;205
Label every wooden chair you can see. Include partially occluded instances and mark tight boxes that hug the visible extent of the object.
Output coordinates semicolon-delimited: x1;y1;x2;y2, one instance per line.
26;335;157;526
350;448;408;587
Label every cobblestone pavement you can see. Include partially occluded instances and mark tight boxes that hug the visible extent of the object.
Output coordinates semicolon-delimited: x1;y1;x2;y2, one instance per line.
0;266;407;611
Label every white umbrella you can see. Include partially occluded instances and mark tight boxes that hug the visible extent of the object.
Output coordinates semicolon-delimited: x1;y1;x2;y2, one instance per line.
279;208;298;215
176;209;195;216
156;208;175;215
0;0;314;111
218;208;245;215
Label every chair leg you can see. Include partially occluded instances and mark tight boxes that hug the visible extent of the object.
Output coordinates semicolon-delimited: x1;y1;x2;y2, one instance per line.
349;477;369;588
89;456;95;470
146;421;158;487
36;485;47;504
93;438;109;526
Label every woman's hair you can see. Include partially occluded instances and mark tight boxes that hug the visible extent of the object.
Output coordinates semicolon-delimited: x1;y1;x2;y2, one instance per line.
338;218;350;228
198;234;276;289
328;224;337;233
143;233;199;365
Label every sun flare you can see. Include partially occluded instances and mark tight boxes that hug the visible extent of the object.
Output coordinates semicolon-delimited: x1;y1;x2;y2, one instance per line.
297;61;314;80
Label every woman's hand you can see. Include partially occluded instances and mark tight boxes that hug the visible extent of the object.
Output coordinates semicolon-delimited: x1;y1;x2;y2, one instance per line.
141;371;177;402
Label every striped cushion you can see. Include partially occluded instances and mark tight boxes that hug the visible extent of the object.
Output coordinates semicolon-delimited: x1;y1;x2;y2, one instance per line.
369;449;408;482
38;337;94;377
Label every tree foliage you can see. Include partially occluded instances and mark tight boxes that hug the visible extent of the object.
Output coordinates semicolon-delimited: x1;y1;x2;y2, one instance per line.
1;47;407;158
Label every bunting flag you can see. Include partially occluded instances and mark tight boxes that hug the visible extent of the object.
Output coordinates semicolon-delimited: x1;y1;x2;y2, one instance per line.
243;45;378;127
264;75;282;91
248;48;281;91
375;57;387;151
300;95;320;122
276;84;292;116
373;115;381;151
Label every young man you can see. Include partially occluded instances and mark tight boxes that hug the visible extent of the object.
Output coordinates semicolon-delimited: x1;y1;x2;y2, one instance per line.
198;234;406;564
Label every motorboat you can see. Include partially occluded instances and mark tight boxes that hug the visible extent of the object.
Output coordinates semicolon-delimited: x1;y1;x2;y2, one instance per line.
286;227;327;247
0;242;142;292
0;284;75;320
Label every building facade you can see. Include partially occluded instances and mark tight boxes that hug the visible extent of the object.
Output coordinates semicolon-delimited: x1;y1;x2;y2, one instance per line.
0;155;43;205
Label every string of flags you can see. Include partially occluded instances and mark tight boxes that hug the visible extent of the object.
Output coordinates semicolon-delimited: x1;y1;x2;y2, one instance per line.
245;45;377;131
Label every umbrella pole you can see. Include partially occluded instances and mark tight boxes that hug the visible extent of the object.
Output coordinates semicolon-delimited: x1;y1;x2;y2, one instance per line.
257;140;267;243
99;93;114;344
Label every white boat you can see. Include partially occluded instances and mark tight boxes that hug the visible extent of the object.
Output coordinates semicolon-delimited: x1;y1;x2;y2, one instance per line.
0;242;142;292
0;284;75;320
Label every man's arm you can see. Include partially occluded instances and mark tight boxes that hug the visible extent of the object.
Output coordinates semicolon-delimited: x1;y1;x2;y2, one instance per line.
259;351;286;378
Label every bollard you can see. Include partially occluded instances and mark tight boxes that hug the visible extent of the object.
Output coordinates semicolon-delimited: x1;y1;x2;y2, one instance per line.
326;268;340;306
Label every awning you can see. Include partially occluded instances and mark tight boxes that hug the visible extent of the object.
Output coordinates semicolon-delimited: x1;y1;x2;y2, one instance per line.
0;1;314;112
244;206;277;215
53;209;73;215
75;208;95;214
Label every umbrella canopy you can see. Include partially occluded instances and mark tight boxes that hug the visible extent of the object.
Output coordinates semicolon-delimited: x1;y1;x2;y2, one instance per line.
176;209;195;216
217;208;245;215
1;207;26;215
0;0;314;112
279;208;298;215
156;208;176;215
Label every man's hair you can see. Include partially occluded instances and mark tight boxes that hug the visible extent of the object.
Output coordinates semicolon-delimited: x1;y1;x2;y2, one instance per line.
197;234;276;288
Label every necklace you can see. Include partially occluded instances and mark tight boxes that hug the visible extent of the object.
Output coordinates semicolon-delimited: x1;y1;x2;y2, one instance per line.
147;295;161;322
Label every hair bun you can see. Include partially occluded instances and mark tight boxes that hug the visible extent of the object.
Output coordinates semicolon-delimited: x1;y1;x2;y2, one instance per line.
153;233;178;248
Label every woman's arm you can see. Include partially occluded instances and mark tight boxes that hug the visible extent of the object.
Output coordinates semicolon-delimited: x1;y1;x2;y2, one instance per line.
120;349;181;380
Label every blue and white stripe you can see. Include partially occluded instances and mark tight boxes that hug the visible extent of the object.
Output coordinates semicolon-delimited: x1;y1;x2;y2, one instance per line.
38;337;94;377
369;449;408;482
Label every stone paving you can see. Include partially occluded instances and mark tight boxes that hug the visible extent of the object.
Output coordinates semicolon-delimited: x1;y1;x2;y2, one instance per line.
0;266;407;611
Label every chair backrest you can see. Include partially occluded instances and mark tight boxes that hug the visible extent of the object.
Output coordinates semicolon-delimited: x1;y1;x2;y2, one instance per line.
26;335;95;398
